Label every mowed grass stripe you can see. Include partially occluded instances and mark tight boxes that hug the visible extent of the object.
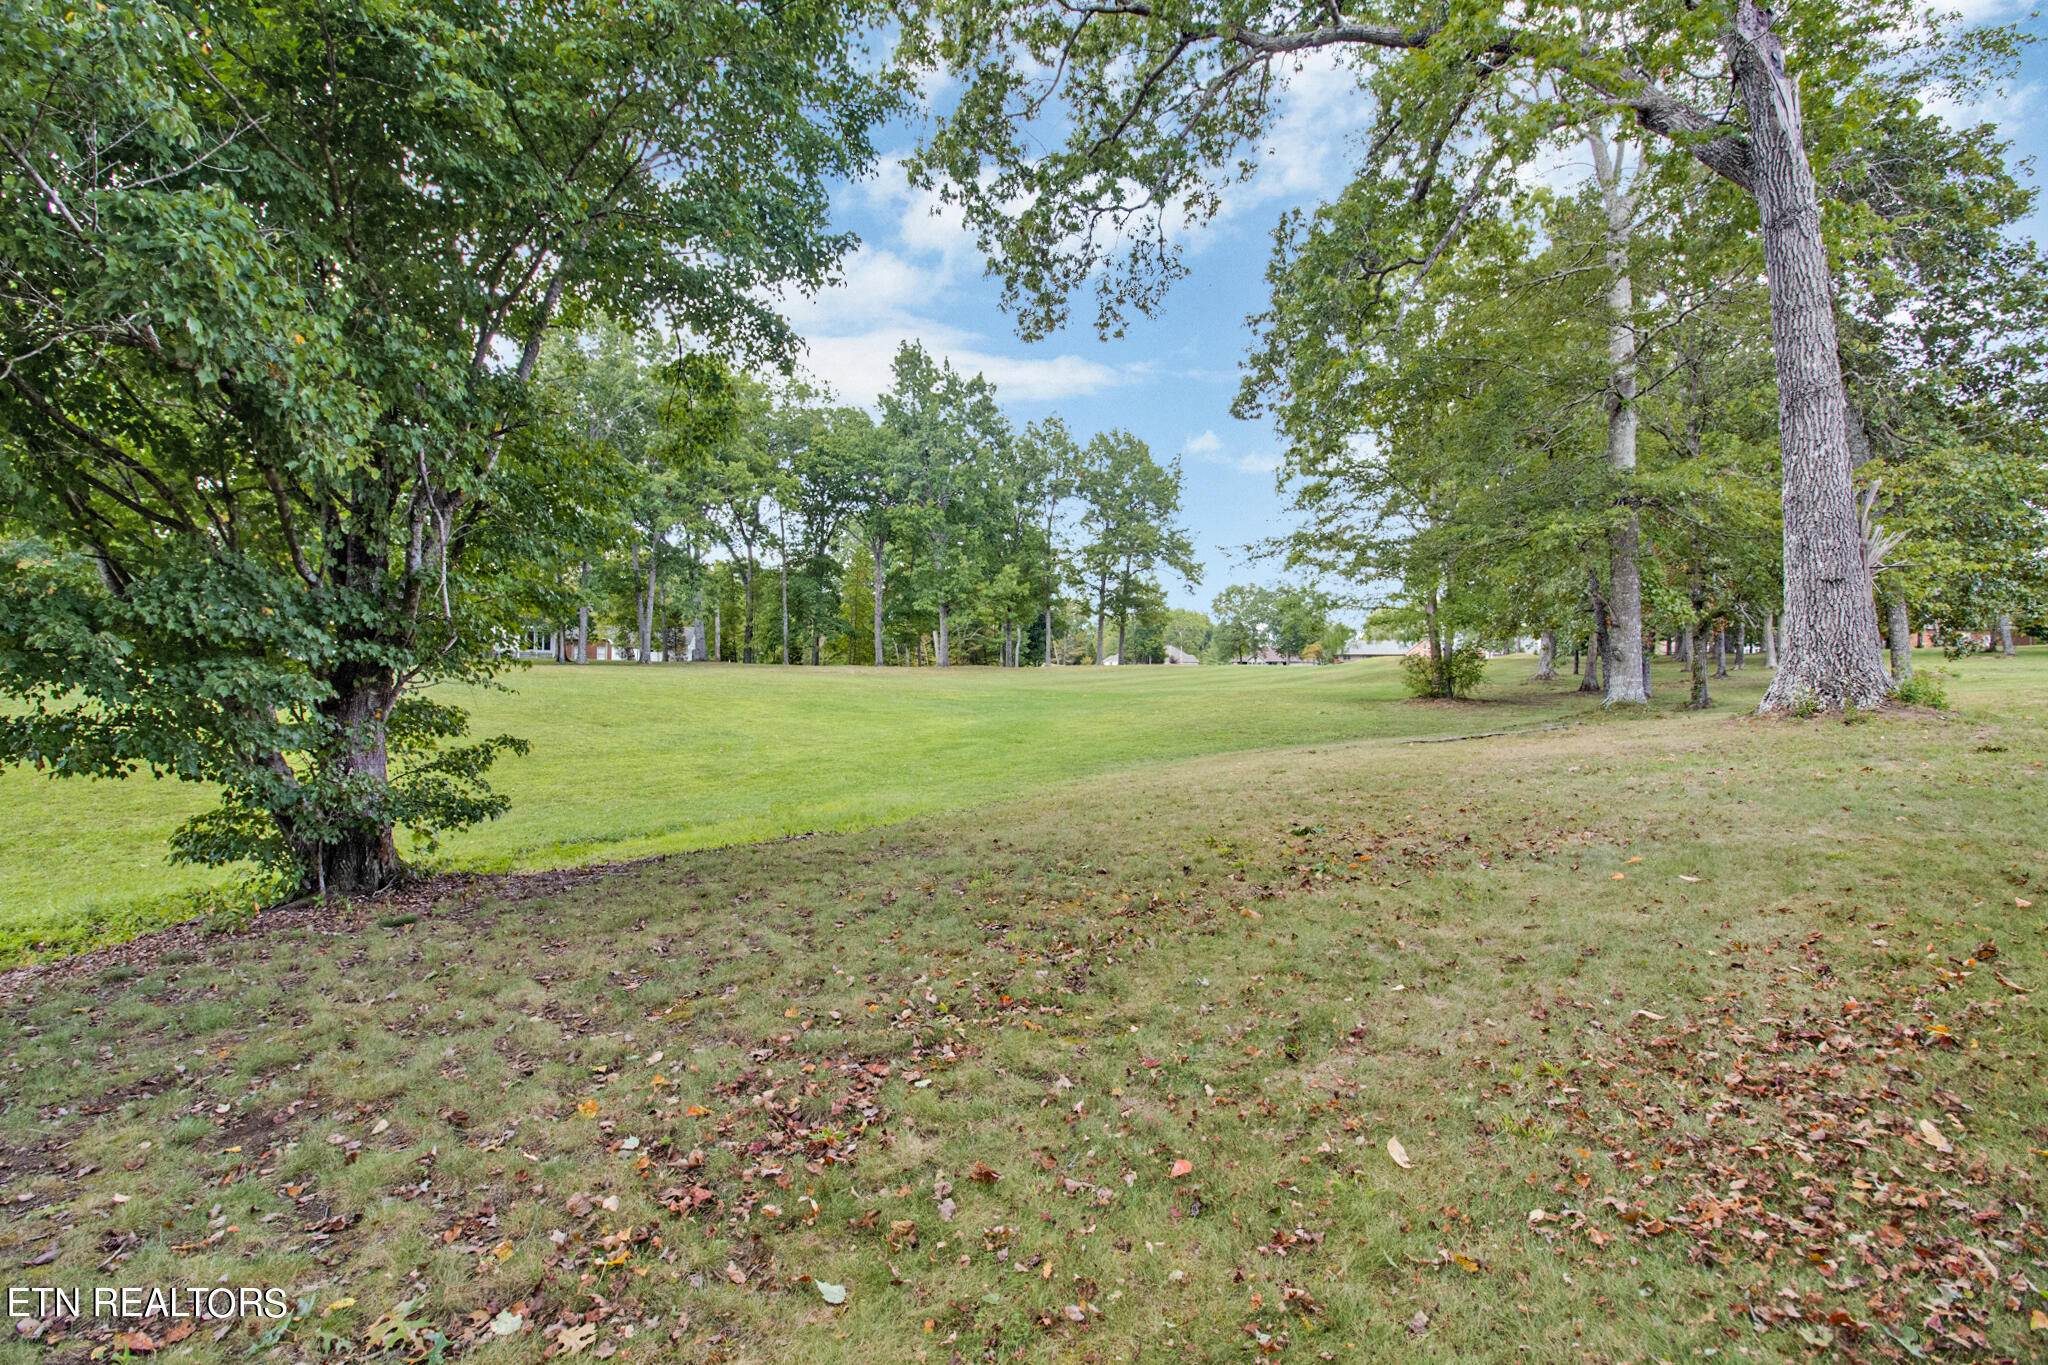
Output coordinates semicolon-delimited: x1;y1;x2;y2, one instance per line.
1;657;1583;953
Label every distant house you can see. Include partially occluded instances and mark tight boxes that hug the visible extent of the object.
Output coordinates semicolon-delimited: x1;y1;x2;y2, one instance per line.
1909;628;2035;649
1338;636;1412;660
1164;645;1202;666
1234;646;1297;665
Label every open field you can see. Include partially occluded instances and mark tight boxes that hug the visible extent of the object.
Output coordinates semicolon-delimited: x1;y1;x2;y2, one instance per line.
1;656;1615;961
2;651;2045;1363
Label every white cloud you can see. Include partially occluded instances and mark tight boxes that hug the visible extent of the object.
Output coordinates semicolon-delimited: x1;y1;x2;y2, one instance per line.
1184;428;1281;474
765;154;1135;406
1919;80;2040;132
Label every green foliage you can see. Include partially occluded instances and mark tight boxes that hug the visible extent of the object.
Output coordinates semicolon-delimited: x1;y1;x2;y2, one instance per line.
1893;673;1950;710
1400;645;1488;699
0;0;896;890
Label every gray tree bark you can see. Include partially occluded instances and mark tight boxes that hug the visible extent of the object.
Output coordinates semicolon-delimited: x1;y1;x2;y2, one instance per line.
1998;613;2016;657
1727;3;1893;711
641;545;657;663
869;533;886;667
1763;612;1777;669
1714;629;1728;678
1685;623;1711;709
576;560;590;665
1534;630;1556;680
1886;597;1912;681
1589;133;1648;706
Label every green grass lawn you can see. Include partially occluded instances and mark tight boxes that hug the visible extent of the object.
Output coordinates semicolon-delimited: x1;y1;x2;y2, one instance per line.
3;649;2044;1364
2;656;1607;960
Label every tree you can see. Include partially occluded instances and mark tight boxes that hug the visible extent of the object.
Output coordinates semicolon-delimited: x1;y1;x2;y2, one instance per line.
879;343;1011;667
1075;431;1200;663
904;0;2025;708
0;0;893;892
1271;584;1332;663
1211;584;1277;662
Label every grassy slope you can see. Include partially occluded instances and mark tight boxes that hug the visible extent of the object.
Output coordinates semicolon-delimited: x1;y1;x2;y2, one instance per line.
1;658;1602;958
2;652;2044;1364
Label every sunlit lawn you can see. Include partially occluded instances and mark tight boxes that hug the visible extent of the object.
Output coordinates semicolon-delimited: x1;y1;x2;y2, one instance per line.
3;648;2044;1362
3;655;1604;959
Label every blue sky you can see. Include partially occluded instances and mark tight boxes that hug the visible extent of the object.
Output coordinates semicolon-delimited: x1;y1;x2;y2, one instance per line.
773;6;2048;615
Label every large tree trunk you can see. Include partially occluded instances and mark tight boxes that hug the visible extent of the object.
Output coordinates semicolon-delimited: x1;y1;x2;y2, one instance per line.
1714;628;1728;677
1534;630;1556;680
1590;134;1648;706
1734;618;1747;669
1998;613;2016;657
1728;3;1892;712
302;673;403;896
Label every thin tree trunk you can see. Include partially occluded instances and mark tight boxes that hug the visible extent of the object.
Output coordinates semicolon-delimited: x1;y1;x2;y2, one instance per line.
1763;612;1777;669
1589;133;1648;705
1044;605;1054;665
1728;3;1892;711
1424;590;1447;696
641;543;657;664
1580;573;1606;693
714;604;721;662
1886;597;1912;682
1734;618;1747;669
1714;629;1728;677
1116;613;1126;665
937;604;950;667
1998;613;2016;657
1534;630;1556;680
871;535;886;668
779;508;790;666
577;560;590;664
1686;622;1711;709
1095;572;1107;664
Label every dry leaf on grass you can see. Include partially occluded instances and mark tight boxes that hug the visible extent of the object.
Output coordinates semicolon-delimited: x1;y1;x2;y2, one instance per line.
1387;1137;1412;1169
1917;1118;1955;1154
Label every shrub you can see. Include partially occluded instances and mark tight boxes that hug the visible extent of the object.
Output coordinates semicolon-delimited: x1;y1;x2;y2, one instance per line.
1400;645;1488;699
1894;674;1950;709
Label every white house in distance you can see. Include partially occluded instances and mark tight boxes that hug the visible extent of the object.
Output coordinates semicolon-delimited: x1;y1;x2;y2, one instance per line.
1337;635;1413;660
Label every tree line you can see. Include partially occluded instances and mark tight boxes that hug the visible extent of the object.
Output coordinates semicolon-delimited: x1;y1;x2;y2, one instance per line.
539;333;1199;669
